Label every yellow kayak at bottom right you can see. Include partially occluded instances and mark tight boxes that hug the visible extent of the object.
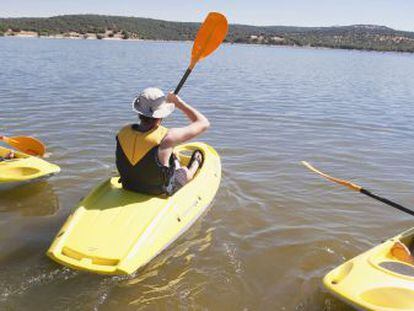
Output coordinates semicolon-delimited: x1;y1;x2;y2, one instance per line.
324;227;414;311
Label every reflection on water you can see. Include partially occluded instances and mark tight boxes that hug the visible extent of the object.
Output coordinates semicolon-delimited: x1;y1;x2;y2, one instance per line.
1;37;414;310
0;182;59;216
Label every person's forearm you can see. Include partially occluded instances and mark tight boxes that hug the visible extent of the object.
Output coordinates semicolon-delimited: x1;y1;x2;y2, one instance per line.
177;98;209;125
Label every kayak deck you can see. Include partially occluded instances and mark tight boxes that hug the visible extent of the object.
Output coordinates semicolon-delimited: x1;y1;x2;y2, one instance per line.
324;227;414;311
0;146;60;190
47;142;221;275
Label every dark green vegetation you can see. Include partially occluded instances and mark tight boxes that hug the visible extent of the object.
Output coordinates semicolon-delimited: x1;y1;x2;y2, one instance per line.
1;15;414;52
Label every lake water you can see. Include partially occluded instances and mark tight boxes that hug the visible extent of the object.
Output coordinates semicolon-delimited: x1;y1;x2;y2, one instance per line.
1;37;414;310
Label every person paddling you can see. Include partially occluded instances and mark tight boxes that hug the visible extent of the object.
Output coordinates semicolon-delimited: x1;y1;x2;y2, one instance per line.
116;87;209;195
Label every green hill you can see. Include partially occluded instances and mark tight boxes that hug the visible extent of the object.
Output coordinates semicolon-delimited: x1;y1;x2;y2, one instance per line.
1;14;414;52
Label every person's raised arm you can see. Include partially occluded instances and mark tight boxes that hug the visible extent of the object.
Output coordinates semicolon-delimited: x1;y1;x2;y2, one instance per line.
161;93;210;148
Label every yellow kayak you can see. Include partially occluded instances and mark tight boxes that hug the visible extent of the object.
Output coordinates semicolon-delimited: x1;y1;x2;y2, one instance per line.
0;146;60;190
324;227;414;311
47;142;221;275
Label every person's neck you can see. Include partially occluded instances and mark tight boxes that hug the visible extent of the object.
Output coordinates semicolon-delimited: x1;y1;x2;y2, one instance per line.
138;122;158;132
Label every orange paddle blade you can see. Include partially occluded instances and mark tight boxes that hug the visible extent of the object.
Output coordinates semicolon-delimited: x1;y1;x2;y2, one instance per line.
301;161;362;192
190;12;228;68
1;135;46;156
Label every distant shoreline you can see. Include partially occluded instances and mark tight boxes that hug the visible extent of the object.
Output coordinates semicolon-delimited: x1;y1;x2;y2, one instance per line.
1;32;195;44
1;29;141;41
3;33;139;42
3;33;413;55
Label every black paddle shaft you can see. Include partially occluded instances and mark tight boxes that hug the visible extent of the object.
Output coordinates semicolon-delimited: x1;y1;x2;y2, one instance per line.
360;188;414;217
174;68;192;95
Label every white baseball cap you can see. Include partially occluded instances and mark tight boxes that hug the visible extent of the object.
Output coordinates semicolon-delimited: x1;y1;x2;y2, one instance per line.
132;87;175;118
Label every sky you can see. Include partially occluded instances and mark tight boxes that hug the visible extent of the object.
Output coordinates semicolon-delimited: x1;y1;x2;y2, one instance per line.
1;0;413;32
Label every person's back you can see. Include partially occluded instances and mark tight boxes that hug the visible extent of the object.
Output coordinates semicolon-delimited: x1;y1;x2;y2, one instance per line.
115;87;209;195
116;121;170;194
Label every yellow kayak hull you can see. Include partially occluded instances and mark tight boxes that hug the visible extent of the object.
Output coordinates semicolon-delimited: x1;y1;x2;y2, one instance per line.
47;142;221;275
324;227;414;311
0;146;60;190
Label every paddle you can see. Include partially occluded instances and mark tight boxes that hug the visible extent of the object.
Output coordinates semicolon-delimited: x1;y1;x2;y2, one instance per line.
301;161;414;217
0;135;46;157
174;12;228;95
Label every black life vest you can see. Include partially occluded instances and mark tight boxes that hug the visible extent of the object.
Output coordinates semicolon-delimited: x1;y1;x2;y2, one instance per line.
115;124;174;195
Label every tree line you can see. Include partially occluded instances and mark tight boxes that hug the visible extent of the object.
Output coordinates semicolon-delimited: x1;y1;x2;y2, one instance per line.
1;15;413;52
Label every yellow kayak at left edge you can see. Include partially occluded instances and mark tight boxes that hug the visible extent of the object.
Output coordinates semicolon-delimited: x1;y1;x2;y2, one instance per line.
324;227;414;311
0;146;61;191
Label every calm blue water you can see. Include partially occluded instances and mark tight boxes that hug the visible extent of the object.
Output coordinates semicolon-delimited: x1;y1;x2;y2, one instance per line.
1;36;414;310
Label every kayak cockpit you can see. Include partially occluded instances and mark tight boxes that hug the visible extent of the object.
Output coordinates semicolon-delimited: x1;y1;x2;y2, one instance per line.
0;146;60;189
379;229;414;276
